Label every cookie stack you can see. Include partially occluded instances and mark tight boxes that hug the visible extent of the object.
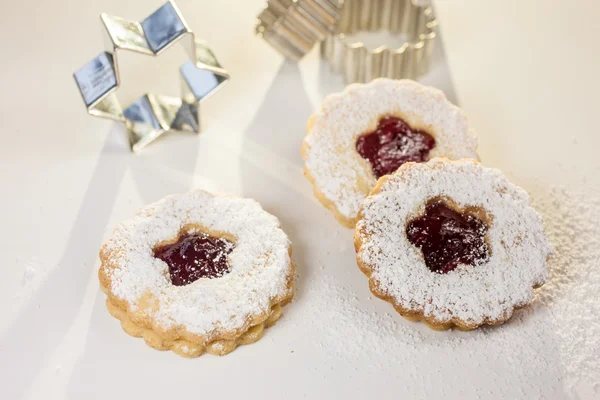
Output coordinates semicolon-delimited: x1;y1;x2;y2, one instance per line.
303;79;550;330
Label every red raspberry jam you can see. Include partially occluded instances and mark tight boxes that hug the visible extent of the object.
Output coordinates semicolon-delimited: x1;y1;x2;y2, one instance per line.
356;116;436;178
154;232;235;286
406;200;489;274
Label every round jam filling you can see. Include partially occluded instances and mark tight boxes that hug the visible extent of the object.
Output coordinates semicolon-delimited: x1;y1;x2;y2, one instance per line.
154;232;235;286
356;116;436;178
406;200;489;274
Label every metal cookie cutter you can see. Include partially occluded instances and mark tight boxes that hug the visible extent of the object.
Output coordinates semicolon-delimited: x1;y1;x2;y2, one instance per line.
255;0;343;61
322;0;437;83
73;1;229;152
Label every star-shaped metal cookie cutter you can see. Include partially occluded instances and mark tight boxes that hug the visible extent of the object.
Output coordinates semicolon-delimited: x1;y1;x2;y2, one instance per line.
73;1;229;152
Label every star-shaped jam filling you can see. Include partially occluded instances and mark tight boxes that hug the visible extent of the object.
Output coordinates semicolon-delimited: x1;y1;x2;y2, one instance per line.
406;199;490;274
356;116;436;178
154;231;235;286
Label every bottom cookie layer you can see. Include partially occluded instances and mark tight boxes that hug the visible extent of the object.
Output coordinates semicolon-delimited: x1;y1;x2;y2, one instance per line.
105;297;285;358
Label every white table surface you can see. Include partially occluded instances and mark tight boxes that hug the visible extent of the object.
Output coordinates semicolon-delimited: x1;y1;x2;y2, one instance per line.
1;1;599;399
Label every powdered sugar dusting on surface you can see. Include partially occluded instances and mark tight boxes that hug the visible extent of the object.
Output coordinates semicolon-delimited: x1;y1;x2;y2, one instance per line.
101;190;293;337
356;159;551;325
297;184;599;397
303;79;479;221
530;186;600;392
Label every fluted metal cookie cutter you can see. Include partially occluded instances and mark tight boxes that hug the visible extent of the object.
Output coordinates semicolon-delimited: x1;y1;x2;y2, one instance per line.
255;0;343;61
73;1;229;152
322;0;437;83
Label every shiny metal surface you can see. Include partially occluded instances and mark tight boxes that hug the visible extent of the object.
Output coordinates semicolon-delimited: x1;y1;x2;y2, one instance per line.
321;0;437;83
73;1;229;152
255;0;343;61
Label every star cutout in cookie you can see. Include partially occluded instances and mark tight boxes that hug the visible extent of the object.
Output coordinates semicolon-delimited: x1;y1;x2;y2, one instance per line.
74;1;229;152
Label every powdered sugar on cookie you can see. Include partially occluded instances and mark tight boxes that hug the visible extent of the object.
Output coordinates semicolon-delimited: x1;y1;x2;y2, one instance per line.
100;190;293;339
303;79;479;226
355;158;551;327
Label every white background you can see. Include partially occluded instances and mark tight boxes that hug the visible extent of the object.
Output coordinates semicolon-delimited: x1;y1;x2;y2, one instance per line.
1;1;599;399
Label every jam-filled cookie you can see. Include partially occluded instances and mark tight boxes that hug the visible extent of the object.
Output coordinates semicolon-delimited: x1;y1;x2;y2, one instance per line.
302;79;479;227
354;158;550;330
99;190;295;357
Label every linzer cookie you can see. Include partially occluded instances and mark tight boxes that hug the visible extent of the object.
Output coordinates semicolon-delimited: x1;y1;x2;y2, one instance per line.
354;158;551;330
302;79;479;227
98;190;295;357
